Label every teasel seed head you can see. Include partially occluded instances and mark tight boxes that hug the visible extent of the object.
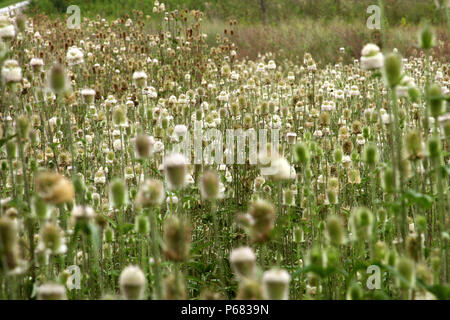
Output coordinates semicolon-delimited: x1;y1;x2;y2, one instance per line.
135;178;164;208
262;268;291;300
383;53;403;88
248;198;276;243
428;84;444;118
294;143;309;164
419;23;435;50
163;215;191;262
333;147;343;163
326;215;345;246
405;130;423;160
363;143;378;165
119;265;146;300
134;134;155;158
396;257;415;289
382;166;396;194
112;106;127;126
37;283;67;300
163;153;188;189
326;187;338;205
200;170;220;200
346;283;364;300
163;274;186;300
135;215;149;234
40;222;65;255
350;207;373;241
229;246;256;279
110;178;127;208
426;136;441;159
35;171;75;205
236;279;263;300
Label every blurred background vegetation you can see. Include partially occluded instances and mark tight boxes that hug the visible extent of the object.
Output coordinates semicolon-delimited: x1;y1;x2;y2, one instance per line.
20;0;450;64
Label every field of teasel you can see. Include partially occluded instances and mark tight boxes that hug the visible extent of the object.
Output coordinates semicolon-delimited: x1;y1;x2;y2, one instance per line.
0;4;449;301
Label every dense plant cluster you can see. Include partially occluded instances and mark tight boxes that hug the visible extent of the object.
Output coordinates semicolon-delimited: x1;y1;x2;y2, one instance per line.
0;4;448;300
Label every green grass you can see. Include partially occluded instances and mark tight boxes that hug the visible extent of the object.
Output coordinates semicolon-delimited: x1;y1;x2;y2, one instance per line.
0;0;22;7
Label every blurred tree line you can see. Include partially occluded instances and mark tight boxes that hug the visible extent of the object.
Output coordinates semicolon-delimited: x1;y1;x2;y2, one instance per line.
31;0;444;25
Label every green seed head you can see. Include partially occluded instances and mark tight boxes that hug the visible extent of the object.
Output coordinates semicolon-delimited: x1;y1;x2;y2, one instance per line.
135;215;149;234
294;143;309;164
419;23;435;50
347;283;364;300
333;147;343;163
428;84;444;118
396;257;415;288
200;170;220;200
110;178;127;208
383;53;403;88
363;143;378;165
427;136;441;159
6;140;16;159
326;215;345;246
382;166;396;193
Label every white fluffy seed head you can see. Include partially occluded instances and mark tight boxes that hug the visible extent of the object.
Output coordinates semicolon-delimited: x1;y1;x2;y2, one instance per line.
230;246;256;263
119;265;146;300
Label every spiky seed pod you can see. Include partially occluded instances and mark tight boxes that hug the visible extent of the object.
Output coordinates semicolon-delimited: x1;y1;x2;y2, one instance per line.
40;223;65;254
49;63;67;93
294;143;309;164
135;215;149;234
383;53;403;88
307;246;327;271
110;178;127;208
35;171;75;205
6;140;16;159
363;143;378;165
37;283;67;300
0;217;20;270
374;241;388;262
104;227;114;243
200;170;220;200
112;106;127;126
419;23;435;50
16;115;30;139
119;265;146;300
163;215;191;262
236;279;263;300
262;269;290;300
134;134;154;158
350;207;373;241
388;250;397;267
416;216;427;234
326;215;345;246
163;153;187;189
248;199;276;243
326;188;338;205
382;167;396;194
408;86;420;102
135;179;164;208
405;130;423;160
283;189;295;206
229;246;256;279
346;283;364;300
428;84;444;118
427;137;441;159
396;257;415;289
342;139;353;155
333;147;343;163
406;234;420;262
163;274;186;300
